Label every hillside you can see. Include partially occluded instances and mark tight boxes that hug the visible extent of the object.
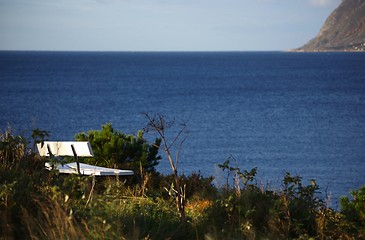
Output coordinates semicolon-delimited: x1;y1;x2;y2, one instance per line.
296;0;365;52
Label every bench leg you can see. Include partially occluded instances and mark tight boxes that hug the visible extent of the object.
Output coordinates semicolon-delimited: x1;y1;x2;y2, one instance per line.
71;144;81;175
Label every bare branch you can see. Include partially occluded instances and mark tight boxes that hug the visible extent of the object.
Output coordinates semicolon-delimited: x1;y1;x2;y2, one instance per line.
144;113;188;224
175;130;189;170
168;122;187;150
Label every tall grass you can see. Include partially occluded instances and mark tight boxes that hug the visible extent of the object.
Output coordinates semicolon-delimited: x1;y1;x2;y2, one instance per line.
1;128;364;239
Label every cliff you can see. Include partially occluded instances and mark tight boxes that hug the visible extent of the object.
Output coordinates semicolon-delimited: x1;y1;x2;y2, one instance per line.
296;0;365;52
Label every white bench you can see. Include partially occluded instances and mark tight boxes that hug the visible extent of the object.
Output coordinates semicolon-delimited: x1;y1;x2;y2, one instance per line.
37;141;133;176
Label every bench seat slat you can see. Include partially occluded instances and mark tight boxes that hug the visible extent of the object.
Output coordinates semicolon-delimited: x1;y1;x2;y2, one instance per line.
45;162;134;176
37;141;94;157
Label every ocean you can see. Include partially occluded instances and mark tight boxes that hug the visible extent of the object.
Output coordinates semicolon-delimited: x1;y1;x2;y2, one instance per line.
1;51;365;206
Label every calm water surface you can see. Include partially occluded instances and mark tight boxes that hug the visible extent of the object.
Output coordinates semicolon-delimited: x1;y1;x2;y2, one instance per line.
1;51;365;205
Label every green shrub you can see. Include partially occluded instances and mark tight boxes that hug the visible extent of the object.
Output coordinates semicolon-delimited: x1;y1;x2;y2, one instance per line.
2;128;365;239
340;185;365;237
0;127;27;171
75;123;162;175
269;172;323;238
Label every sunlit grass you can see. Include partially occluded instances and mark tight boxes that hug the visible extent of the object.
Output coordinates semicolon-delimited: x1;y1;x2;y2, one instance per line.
1;128;364;239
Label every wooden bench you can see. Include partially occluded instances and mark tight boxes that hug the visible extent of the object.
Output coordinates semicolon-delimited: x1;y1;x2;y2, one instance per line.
37;141;133;176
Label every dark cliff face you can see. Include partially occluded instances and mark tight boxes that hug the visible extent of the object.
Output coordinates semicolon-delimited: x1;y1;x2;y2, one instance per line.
297;0;365;52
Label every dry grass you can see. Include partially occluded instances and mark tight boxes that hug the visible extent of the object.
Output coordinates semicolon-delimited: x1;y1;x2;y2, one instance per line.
21;195;86;240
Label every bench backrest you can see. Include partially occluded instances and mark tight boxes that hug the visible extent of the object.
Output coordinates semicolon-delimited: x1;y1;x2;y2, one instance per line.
37;141;94;157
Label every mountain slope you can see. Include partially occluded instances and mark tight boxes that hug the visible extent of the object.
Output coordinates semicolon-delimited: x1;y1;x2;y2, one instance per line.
296;0;365;52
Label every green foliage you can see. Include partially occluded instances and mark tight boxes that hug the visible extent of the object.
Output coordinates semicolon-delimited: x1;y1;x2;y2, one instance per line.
218;157;258;193
144;113;189;224
75;123;162;174
271;172;322;238
0;127;27;171
0;129;44;238
340;185;365;237
146;172;216;201
1;128;365;239
213;159;325;239
31;128;50;145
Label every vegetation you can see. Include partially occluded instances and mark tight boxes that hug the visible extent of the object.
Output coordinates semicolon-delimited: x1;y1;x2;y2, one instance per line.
144;113;189;224
75;123;161;178
1;125;365;239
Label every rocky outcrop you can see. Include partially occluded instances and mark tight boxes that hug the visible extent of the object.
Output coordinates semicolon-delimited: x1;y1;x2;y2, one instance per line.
296;0;365;52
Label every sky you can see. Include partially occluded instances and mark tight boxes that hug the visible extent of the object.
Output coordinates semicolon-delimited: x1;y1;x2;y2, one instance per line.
0;0;341;51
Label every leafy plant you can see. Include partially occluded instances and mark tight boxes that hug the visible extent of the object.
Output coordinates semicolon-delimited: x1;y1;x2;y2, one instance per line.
0;127;27;171
340;185;365;237
75;123;162;176
270;172;323;238
218;156;258;196
2;127;365;239
31;128;50;151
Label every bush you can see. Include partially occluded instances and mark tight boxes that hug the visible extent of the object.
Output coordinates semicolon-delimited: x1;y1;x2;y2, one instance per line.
269;172;323;238
340;185;365;237
0;127;27;171
206;160;325;239
2;128;365;239
75;123;162;175
0;128;47;238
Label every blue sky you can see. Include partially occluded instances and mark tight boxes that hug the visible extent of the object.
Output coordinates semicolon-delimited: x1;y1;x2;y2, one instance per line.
0;0;341;51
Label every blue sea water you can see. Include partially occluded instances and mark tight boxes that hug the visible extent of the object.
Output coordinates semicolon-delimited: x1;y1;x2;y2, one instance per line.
1;51;365;206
